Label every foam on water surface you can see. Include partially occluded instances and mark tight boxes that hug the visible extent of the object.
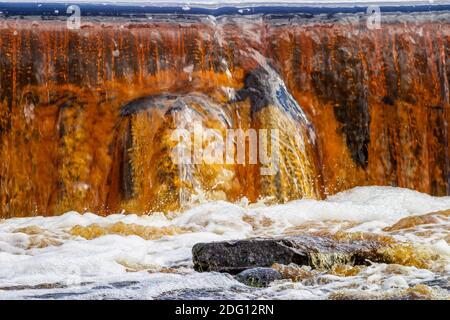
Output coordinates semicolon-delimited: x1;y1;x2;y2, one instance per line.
0;186;449;299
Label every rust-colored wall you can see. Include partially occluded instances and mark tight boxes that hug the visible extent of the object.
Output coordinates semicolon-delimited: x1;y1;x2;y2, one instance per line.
0;14;449;217
268;16;450;195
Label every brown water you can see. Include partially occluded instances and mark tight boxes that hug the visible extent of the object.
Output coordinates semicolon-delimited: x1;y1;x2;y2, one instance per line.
0;186;448;299
0;11;449;300
1;12;449;217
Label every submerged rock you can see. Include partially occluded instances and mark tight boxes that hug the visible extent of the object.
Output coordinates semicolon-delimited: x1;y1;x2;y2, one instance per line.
383;209;450;231
192;235;386;273
235;268;282;287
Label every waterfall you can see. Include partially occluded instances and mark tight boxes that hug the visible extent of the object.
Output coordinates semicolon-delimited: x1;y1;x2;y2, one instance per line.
0;11;449;217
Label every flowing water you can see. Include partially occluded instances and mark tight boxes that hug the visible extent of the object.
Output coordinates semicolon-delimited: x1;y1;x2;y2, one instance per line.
0;5;449;299
0;186;449;299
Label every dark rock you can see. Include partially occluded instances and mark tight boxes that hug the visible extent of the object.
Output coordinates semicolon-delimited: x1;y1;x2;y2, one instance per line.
192;235;386;273
235;268;282;287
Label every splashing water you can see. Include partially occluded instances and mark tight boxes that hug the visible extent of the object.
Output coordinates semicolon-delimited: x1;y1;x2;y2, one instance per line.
0;8;449;300
0;186;448;299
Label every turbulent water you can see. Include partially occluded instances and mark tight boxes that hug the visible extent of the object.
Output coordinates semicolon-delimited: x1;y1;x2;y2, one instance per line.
0;186;448;299
0;6;449;299
2;11;450;217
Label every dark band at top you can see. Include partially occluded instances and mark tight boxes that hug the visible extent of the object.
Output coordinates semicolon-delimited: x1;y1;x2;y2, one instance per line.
0;2;449;17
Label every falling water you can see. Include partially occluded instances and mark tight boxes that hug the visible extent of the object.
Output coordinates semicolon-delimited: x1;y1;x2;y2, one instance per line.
0;6;449;300
0;14;331;216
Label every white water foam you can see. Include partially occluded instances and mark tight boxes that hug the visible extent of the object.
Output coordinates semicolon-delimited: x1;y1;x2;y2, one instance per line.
0;186;449;299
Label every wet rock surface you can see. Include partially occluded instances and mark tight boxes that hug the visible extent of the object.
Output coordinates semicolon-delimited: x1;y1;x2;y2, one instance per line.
2;13;450;217
235;268;282;287
192;235;386;273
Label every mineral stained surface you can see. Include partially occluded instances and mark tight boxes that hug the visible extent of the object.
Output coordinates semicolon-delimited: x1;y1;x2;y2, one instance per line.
1;12;449;217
